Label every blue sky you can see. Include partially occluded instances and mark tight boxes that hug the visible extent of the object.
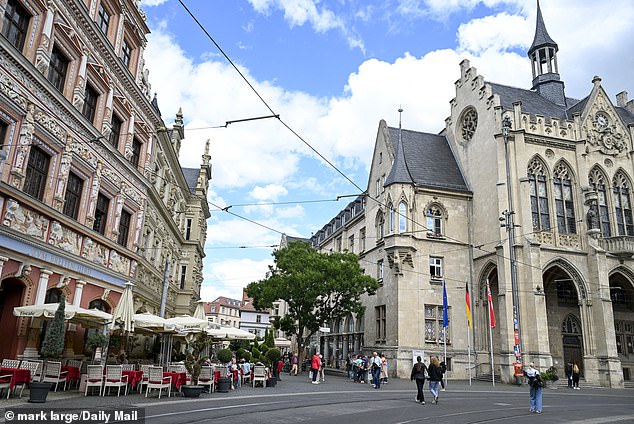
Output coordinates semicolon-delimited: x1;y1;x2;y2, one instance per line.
139;0;634;302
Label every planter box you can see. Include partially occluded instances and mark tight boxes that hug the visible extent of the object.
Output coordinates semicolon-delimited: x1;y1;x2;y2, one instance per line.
181;385;204;398
29;382;52;403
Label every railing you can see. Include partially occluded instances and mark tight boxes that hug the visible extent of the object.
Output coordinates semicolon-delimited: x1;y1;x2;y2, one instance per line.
598;236;634;258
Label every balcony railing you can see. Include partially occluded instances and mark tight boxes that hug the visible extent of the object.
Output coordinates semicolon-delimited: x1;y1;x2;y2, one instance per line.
598;236;634;259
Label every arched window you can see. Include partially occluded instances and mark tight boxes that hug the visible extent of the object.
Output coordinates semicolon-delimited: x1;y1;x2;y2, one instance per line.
553;162;576;234
376;212;385;240
613;171;634;236
426;206;443;236
589;167;611;236
528;158;550;230
388;203;395;233
398;201;407;232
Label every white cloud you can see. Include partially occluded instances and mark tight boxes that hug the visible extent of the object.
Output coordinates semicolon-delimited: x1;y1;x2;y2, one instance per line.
139;0;168;7
246;0;364;51
201;258;272;301
249;184;289;201
145;0;633;308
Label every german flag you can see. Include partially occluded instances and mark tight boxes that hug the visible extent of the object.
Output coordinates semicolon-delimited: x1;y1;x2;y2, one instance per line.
466;282;473;329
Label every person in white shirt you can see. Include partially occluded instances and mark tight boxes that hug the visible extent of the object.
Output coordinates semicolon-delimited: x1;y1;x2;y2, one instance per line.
371;352;382;389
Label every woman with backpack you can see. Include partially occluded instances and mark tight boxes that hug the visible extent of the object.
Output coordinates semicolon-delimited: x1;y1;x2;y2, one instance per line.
410;356;427;404
524;363;543;414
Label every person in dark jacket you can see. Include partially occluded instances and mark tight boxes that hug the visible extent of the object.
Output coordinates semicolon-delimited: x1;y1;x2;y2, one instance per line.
428;356;443;404
410;356;427;404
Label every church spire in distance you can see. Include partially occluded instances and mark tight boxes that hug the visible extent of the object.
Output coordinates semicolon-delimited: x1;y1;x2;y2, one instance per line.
527;0;566;106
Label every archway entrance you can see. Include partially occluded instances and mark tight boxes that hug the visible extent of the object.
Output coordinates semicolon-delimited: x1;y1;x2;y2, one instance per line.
562;314;584;377
0;278;25;359
543;264;585;375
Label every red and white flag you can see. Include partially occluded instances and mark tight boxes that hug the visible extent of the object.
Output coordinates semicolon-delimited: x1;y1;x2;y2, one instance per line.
487;279;496;328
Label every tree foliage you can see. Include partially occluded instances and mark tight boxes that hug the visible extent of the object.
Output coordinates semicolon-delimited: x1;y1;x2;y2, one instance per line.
41;297;66;359
246;241;379;363
184;331;211;385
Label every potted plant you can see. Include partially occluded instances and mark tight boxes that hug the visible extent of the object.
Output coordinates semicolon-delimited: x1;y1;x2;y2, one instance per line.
540;366;559;388
31;298;66;402
182;332;211;398
86;332;109;362
266;348;281;387
215;348;233;393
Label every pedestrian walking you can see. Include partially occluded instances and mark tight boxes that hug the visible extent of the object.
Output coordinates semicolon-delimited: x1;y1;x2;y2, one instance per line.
428;356;442;404
524;362;543;414
439;359;447;391
311;353;321;384
380;354;388;384
572;361;581;390
565;361;573;388
410;356;427;404
371;351;382;388
319;354;325;382
290;353;298;376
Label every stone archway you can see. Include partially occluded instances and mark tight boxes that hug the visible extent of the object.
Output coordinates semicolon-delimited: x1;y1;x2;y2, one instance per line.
562;314;584;377
609;270;634;382
542;262;586;374
0;277;26;359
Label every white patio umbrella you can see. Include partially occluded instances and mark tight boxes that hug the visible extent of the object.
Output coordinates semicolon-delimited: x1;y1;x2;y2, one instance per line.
193;300;206;321
222;326;256;340
134;312;179;333
109;282;135;332
165;315;209;332
205;326;227;339
13;303;112;327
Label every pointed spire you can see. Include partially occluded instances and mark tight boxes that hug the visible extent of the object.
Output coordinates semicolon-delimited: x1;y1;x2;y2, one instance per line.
528;0;558;56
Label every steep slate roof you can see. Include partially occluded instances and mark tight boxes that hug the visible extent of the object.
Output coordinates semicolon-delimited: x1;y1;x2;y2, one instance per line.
487;82;580;120
181;168;200;194
384;127;470;193
488;82;634;126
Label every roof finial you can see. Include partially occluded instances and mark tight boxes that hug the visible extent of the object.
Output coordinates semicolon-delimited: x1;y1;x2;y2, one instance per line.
398;106;404;145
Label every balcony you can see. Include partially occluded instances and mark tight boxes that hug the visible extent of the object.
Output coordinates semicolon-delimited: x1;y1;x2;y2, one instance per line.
598;236;634;259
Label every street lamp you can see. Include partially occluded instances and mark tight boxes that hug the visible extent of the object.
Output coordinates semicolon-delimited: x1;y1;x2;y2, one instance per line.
501;115;523;382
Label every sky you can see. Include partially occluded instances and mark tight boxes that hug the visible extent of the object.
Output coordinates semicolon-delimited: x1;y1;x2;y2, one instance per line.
139;0;634;303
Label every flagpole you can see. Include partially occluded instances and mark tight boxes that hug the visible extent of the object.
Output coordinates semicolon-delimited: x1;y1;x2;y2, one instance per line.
442;279;449;389
467;321;472;386
489;306;495;386
488;278;495;387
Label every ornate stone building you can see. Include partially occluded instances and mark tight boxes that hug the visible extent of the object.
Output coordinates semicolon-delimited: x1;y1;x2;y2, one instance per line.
0;0;210;360
310;3;634;387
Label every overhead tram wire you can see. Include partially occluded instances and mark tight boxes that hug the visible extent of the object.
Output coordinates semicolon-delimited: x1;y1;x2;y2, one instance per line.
176;0;612;280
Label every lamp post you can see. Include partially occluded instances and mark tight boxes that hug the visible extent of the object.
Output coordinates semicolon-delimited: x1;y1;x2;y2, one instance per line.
501;115;523;382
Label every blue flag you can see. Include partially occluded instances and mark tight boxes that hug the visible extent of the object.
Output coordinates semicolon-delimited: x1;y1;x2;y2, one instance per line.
442;279;449;327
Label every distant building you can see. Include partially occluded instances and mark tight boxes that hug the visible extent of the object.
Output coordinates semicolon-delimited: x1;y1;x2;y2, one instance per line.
309;2;633;388
240;289;270;338
204;296;241;328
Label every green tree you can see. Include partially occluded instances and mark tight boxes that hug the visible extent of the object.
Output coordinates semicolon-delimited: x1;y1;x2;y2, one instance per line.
264;327;275;348
246;241;379;366
41;297;66;359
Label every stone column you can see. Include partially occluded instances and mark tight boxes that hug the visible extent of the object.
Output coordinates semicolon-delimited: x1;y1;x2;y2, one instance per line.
111;184;127;240
0;256;8;278
10;103;35;188
72;51;88;110
23;269;54;358
353;334;360;353
34;5;55;75
34;269;53;305
53;136;73;211
124;113;135;160
342;334;349;366
85;161;103;226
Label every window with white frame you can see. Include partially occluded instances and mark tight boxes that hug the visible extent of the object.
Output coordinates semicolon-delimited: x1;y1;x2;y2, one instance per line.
426;206;443;236
377;259;384;282
398;201;407;232
360;228;366;251
429;257;443;279
424;305;450;344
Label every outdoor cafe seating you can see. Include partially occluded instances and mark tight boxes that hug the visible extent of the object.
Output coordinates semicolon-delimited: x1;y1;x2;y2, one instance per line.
85;365;104;396
103;365;128;397
146;366;171;398
42;361;68;392
0;359;33;399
